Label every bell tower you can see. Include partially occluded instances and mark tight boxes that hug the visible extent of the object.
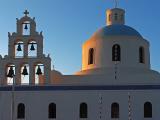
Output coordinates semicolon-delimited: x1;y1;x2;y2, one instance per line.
0;10;51;85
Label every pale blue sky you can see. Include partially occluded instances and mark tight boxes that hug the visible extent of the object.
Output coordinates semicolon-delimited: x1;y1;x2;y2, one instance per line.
0;0;159;74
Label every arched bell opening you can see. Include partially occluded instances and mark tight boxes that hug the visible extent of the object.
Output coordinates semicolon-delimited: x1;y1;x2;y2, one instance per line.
6;64;15;85
35;63;44;85
22;21;30;35
28;41;37;57
14;41;24;58
21;64;29;85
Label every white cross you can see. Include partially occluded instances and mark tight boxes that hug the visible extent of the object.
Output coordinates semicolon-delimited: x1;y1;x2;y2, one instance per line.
114;0;118;8
24;10;29;16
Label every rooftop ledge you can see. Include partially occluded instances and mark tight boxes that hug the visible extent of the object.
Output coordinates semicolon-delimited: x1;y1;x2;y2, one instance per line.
0;85;160;91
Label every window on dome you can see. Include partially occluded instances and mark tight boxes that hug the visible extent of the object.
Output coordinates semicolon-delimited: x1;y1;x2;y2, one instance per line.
17;103;25;119
88;48;95;65
48;103;56;118
121;14;124;21
139;47;145;63
109;14;111;21
114;13;118;20
80;103;88;118
112;44;121;61
144;102;152;118
111;102;119;118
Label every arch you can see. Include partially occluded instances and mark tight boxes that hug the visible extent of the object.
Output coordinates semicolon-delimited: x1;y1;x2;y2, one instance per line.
139;46;145;63
144;102;152;118
28;40;37;57
22;21;30;35
14;41;24;58
21;63;29;85
34;63;44;85
121;14;124;21
48;103;56;118
112;44;121;61
80;102;88;118
6;64;15;85
88;48;95;65
111;102;119;118
17;103;25;119
108;14;111;21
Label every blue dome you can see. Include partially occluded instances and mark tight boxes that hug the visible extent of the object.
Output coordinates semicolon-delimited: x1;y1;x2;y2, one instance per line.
94;24;142;38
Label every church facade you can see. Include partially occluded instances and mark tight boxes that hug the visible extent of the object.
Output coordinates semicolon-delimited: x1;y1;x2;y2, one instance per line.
0;7;159;120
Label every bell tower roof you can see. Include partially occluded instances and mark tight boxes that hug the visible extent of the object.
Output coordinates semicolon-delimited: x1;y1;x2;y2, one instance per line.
15;10;38;36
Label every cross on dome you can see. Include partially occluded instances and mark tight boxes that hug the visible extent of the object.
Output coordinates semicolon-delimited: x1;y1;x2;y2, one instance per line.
114;0;119;8
24;10;29;16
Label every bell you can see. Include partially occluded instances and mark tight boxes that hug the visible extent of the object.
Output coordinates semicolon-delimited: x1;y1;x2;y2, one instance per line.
30;43;35;51
22;66;28;76
36;66;42;75
24;23;28;30
7;66;14;78
17;43;22;51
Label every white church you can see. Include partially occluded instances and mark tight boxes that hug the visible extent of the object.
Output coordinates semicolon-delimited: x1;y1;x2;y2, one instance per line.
0;5;159;120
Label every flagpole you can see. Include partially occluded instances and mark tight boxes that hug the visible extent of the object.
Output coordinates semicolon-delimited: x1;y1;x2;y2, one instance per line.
11;76;15;120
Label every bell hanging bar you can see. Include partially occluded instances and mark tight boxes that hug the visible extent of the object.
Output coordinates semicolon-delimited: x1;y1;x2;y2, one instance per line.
17;43;22;51
30;43;35;51
22;66;28;76
36;66;42;75
7;66;14;78
24;23;28;30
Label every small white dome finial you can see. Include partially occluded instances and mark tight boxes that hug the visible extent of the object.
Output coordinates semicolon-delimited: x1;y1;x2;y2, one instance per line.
106;8;125;26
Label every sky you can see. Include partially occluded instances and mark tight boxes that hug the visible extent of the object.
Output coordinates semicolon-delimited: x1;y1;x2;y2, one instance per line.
0;0;159;74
